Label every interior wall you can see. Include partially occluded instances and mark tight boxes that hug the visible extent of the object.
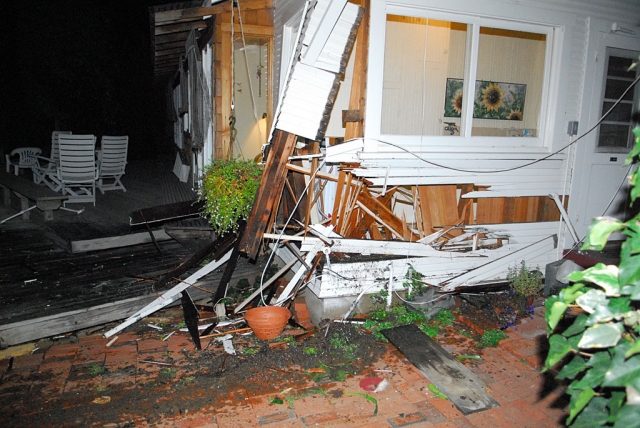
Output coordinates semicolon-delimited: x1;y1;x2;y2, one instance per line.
381;17;545;137
234;43;269;161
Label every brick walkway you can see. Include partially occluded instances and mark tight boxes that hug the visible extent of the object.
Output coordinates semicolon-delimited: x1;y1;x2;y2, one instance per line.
0;307;568;427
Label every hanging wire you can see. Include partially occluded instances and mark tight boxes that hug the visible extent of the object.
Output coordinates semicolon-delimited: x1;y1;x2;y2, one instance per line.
257;159;327;306
347;74;640;175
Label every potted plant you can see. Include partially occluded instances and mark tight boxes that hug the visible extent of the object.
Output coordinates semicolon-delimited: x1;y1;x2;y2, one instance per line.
199;158;262;235
507;260;543;301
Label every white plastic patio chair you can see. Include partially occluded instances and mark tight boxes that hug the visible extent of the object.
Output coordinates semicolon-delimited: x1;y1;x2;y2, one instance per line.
97;135;128;193
57;134;98;206
5;147;42;176
31;131;72;191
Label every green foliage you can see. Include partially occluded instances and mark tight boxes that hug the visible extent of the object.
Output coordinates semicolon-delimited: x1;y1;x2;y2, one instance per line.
544;124;640;425
477;329;508;348
330;333;358;359
364;305;455;341
199;158;263;234
403;265;427;300
508;260;543;298
344;392;378;416
87;364;106;376
303;347;317;355
428;383;448;399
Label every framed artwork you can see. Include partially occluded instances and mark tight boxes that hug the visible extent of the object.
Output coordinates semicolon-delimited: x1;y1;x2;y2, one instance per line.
444;78;526;120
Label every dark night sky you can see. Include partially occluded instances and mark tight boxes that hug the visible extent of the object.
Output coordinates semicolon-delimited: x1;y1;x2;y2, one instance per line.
1;0;177;161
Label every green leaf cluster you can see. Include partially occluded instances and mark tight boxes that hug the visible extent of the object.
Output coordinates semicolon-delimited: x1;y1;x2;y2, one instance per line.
199;158;263;234
545;124;640;426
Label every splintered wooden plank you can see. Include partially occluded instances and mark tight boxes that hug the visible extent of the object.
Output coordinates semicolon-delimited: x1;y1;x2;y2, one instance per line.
382;324;499;415
358;188;420;241
240;130;297;259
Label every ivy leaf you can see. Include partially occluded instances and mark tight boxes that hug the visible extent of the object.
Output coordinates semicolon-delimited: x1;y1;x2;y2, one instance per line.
578;322;623;349
576;289;608;314
560;282;586;304
567;264;620;296
545;334;573;369
584;351;612;387
571;396;609;427
608;390;627;423
613;404;640;428
623;311;640;330
547;301;568;332
620;225;640;286
557;355;586;380
581;218;624;251
604;343;640;387
567;386;596;425
588;297;631;324
562;313;588;338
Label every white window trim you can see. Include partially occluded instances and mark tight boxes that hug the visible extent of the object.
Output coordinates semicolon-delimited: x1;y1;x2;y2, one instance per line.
364;0;568;155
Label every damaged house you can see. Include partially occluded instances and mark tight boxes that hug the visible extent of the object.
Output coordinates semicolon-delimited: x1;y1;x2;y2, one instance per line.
145;0;640;325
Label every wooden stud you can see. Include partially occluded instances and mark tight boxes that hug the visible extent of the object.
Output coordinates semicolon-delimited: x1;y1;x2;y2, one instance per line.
240;130;297;259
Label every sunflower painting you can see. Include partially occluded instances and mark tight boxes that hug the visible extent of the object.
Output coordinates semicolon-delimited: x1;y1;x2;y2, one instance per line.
444;78;526;120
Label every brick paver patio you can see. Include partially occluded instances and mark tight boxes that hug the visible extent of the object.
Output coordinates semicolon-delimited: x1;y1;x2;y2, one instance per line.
0;306;568;427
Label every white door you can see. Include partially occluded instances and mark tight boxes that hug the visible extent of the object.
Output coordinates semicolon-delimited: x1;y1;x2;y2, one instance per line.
570;29;640;243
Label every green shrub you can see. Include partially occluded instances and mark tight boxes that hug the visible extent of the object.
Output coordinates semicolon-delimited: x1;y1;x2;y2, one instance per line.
508;260;543;298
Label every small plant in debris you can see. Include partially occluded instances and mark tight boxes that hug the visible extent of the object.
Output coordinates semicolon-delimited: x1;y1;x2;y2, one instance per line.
284;336;297;347
176;376;195;389
241;347;258;355
364;304;447;341
508;260;543;299
330;333;358;359
95;385;106;392
403;264;427;300
303;347;317;355
199;158;263;234
158;367;176;383
477;329;508;348
87;364;106;376
369;289;390;307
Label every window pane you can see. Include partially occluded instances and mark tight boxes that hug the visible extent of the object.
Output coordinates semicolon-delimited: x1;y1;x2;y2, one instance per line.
598;124;632;149
381;15;468;135
471;28;546;137
607;56;636;79
602;101;633;122
604;78;635;101
598;49;639;151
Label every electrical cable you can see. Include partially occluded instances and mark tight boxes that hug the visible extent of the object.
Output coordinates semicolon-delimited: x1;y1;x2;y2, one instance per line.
343;74;640;175
257;159;326;306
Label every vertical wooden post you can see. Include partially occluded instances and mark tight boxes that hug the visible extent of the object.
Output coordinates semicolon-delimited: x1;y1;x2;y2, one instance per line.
240;130;297;259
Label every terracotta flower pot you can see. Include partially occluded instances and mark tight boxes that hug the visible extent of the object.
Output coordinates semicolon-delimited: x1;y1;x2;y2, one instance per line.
244;306;291;340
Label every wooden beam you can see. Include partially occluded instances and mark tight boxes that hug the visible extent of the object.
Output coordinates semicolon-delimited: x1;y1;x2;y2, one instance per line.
382;324;499;415
357;188;420;241
344;0;369;140
154;7;217;25
155;21;207;36
71;230;172;254
220;23;274;35
240;130;298;259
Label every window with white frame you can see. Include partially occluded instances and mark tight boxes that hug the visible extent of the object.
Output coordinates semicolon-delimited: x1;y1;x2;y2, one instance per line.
597;47;640;152
376;8;555;145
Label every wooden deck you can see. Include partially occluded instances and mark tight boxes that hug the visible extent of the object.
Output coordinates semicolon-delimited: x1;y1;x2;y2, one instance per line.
0;159;267;346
